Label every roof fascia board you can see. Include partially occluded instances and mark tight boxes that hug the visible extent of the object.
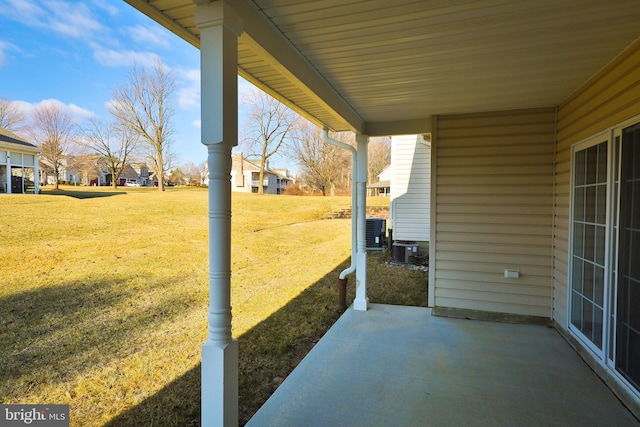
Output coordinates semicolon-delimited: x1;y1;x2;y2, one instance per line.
0;141;40;153
364;118;432;137
232;0;364;133
125;1;363;133
124;1;199;48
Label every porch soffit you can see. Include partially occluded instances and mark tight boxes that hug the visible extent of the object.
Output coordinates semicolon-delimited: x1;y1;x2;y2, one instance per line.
125;0;640;136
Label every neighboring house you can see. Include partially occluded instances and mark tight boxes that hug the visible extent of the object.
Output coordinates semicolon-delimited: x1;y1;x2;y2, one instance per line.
367;165;390;196
41;154;151;187
48;158;78;184
113;164;143;186
388;134;431;250
40;154;100;186
125;2;640;424
230;152;294;194
70;155;99;186
130;163;150;186
0;127;39;194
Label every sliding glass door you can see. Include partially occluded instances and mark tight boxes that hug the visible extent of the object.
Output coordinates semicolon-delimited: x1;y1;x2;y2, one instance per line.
571;139;608;351
616;123;640;389
570;120;640;397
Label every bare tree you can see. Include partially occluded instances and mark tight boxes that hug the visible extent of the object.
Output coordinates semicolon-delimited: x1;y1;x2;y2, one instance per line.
367;136;391;183
182;161;201;184
290;122;349;196
242;88;300;194
109;59;175;191
0;98;25;133
28;103;77;190
291;127;390;195
80;118;138;189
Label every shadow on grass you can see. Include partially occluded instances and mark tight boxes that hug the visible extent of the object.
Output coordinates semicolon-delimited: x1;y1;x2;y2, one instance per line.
0;274;197;398
103;257;352;427
40;189;127;199
104;251;428;426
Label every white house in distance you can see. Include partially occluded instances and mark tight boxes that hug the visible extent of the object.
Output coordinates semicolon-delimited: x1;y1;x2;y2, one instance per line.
368;165;390;196
130;163;151;186
40;155;152;187
389;134;431;259
230;152;294;194
0;127;39;194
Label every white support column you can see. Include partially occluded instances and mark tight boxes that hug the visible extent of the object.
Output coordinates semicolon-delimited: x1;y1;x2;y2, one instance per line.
195;2;242;426
34;155;39;194
354;133;369;311
6;152;11;194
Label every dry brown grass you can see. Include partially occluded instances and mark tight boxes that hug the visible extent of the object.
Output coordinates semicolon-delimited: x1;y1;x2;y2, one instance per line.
0;187;426;426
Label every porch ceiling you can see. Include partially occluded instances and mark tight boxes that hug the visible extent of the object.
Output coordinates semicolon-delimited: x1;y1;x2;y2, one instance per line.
125;0;640;135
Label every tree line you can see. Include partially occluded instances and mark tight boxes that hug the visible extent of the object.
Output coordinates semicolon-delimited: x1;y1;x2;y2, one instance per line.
1;59;174;191
1;62;389;195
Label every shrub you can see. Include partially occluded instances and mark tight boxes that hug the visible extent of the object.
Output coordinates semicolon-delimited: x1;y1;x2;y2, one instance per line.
283;183;305;195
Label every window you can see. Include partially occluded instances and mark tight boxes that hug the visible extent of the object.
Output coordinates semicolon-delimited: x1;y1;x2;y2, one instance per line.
616;123;640;390
569;119;640;397
571;140;607;349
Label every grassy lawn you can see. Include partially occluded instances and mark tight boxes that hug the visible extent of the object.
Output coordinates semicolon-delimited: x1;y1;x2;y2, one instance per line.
0;186;427;426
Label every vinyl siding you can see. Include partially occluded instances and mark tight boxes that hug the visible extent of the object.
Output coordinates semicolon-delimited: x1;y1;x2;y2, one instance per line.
390;134;430;242
554;37;640;328
433;108;556;318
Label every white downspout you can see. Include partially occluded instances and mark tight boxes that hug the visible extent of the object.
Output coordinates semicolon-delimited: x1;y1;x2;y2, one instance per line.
321;128;357;281
354;133;368;311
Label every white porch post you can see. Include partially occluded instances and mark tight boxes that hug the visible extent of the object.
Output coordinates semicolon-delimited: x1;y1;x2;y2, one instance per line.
195;1;242;426
354;133;369;311
6;152;11;194
34;154;39;194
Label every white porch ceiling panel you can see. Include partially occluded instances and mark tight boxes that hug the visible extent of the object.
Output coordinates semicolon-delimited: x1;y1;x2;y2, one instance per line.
125;0;640;135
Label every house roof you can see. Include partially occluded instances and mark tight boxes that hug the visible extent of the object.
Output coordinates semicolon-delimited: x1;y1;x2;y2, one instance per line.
234;153;293;180
125;0;640;136
367;180;390;189
0;127;39;153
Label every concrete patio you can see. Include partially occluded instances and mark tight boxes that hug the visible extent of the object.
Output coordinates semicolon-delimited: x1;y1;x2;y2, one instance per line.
248;304;639;427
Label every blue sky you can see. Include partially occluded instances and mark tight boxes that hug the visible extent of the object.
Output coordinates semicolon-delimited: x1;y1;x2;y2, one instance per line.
0;0;257;166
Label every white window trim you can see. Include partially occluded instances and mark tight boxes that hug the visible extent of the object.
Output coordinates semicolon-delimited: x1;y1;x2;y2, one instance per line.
568;116;640;403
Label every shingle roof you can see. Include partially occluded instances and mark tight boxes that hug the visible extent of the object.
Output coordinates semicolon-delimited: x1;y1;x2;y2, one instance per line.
0;127;37;149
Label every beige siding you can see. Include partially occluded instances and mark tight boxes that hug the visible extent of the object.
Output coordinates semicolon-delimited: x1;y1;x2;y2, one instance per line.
434;108;556;318
554;37;640;328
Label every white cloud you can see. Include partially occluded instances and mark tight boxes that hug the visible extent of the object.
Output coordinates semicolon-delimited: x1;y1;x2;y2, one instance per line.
0;0;46;28
176;68;200;110
94;48;161;68
14;98;95;123
46;0;103;38
192;120;201;128
91;0;119;16
0;0;104;39
0;40;18;67
127;25;171;49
